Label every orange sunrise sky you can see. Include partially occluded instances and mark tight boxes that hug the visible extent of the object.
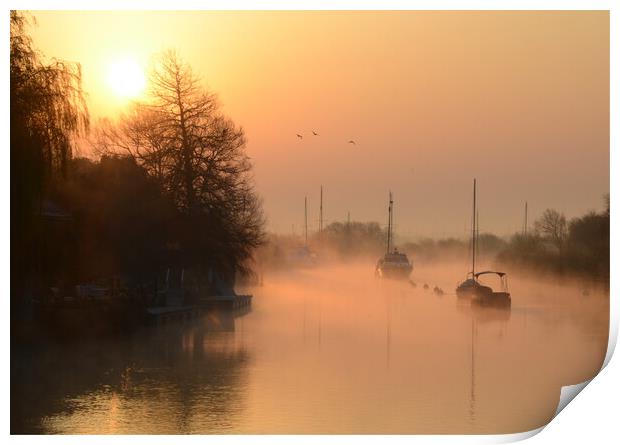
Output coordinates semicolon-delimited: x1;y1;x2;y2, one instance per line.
28;10;609;239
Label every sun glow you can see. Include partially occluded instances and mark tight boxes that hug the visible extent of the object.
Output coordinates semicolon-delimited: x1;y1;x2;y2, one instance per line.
106;56;146;100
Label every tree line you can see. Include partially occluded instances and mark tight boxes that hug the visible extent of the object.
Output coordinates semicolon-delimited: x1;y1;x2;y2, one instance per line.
272;199;609;282
11;12;265;307
497;200;609;280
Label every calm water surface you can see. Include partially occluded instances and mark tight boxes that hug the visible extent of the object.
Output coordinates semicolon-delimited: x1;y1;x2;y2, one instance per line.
11;262;608;434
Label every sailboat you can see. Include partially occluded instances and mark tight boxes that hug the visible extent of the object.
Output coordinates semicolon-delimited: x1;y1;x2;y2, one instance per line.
455;179;511;307
375;192;413;279
290;196;317;267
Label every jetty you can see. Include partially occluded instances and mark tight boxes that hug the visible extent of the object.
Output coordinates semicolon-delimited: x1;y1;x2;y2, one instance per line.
146;294;252;325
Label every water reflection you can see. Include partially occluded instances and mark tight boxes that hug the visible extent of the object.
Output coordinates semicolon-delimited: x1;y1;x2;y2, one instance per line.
12;309;251;434
12;262;609;434
455;302;512;425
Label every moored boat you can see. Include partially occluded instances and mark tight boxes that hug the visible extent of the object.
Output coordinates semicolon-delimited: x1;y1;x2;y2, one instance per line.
455;179;511;307
375;192;413;280
376;249;413;279
470;271;511;308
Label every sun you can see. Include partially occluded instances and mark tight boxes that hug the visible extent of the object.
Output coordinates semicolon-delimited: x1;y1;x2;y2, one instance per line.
106;56;146;100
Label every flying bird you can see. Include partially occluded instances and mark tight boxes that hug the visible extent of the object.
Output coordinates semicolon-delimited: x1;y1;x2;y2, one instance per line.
348;140;356;145
296;134;303;139
312;131;319;136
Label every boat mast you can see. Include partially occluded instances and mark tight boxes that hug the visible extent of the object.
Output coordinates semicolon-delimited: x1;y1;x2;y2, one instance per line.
523;201;528;237
319;185;323;235
304;196;308;247
472;179;476;277
387;191;393;254
476;210;480;267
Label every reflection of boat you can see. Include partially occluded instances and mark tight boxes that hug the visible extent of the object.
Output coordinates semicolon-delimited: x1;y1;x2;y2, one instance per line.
456;298;511;323
456;179;511;307
375;192;413;279
463;301;511;423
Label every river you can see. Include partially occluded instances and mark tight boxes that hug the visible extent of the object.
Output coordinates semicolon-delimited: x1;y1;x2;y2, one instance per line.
11;261;608;434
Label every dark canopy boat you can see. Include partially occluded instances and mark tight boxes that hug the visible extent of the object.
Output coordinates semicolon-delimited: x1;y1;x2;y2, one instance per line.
469;271;511;308
455;179;511;307
375;192;413;279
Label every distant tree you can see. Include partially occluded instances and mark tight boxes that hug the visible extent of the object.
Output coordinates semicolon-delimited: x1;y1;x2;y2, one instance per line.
566;207;609;277
497;198;609;280
496;232;546;268
534;209;568;249
476;233;506;253
322;221;385;257
95;50;264;275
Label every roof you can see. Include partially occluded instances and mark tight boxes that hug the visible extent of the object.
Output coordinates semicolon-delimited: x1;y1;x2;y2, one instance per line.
474;271;506;278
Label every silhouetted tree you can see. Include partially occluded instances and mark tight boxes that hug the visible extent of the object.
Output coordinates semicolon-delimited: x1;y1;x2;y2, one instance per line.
11;11;89;300
11;11;89;196
94;108;170;185
58;156;175;284
95;50;264;275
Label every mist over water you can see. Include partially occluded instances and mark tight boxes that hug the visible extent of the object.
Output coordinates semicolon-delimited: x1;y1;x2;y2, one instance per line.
11;259;607;434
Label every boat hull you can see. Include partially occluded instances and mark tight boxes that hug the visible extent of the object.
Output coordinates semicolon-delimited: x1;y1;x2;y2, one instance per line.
472;292;511;308
456;280;492;299
376;265;413;280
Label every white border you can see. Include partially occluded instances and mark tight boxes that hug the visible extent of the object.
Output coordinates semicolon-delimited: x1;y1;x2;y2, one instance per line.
3;1;616;443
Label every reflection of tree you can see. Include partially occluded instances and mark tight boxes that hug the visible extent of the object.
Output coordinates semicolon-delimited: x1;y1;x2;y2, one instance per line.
136;319;250;433
11;310;251;434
